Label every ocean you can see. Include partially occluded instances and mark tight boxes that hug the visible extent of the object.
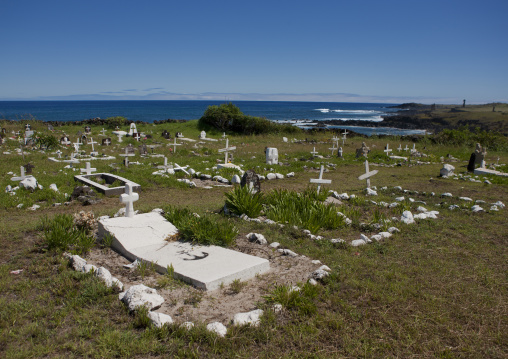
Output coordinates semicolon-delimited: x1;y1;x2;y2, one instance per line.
0;100;424;136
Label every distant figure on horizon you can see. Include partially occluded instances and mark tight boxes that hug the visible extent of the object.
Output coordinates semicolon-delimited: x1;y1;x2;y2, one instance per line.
463;99;466;107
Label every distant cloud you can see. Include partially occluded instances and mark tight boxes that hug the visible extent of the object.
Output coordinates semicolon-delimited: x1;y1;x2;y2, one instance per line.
122;89;138;92
143;87;165;92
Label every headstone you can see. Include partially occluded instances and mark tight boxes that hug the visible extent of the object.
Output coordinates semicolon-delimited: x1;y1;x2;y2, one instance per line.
467;153;476;172
161;130;170;139
81;134;87;143
88;137;98;155
172;137;182;153
337;146;343;158
117;133;124;142
11;166;29;181
80;162;97;176
125;144;135;155
133;132;141;141
24;163;35;175
60;136;71;146
356;142;370;158
309;165;332;194
266;147;278;165
199;131;206;139
176;132;183;138
474;143;487;167
129;123;138;136
241;170;261;193
138;144;148;155
102;138;112;146
358;160;378;188
25;124;31;131
282;137;288;143
24;130;34;145
440;164;455;177
84;126;91;134
47;124;54;131
342;129;349;145
120;183;139;218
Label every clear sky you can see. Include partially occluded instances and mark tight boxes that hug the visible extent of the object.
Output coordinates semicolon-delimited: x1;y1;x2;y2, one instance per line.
1;0;507;104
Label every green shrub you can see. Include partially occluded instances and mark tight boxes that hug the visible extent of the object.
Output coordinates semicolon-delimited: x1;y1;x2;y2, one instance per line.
225;185;264;217
39;214;96;254
164;207;238;247
263;283;318;316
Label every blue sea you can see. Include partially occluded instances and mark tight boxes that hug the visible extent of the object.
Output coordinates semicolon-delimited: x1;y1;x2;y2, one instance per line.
0;100;425;136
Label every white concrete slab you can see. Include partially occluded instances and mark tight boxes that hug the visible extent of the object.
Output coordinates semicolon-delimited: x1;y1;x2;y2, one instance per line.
474;167;508;177
98;212;270;291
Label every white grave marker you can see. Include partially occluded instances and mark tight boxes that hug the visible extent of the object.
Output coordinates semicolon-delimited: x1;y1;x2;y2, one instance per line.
100;128;107;136
310;147;319;157
384;144;392;156
342;130;349;145
120;183;139;218
358;160;378;188
11;166;28;181
218;138;236;165
172;137;182;153
80;162;97;175
309;165;332;194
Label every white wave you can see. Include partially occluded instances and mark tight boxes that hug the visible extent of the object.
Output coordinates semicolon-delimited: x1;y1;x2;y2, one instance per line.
315;108;330;113
331;109;379;114
327;116;384;122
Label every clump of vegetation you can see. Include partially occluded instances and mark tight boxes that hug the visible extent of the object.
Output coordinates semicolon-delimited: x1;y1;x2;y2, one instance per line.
228;279;247;294
198;102;300;135
264;283;318;316
163;206;238;247
433;126;508;151
225;185;264;218
104;116;128;129
34;133;59;150
39;214;96;254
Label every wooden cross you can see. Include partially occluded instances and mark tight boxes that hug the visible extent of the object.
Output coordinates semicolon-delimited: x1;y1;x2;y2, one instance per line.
310;165;332;194
88;137;97;153
310;147;319;157
172;137;182;153
173;162;189;175
342;130;349;145
157;156;173;171
384;144;392;156
100;128;107;136
397;144;402;151
80;162;97;175
120;183;139;218
218;138;236;164
358;160;378;188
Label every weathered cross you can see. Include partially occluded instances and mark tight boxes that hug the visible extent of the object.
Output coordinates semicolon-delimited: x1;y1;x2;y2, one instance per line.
218;138;236;164
73;139;82;154
120;183;139;218
100;128;107;136
88;137;98;153
157;156;174;171
173;162;190;175
397;144;402;152
358;160;378;188
329;143;337;155
80;162;97;175
342;130;349;145
310;165;332;194
103;138;111;146
403;145;409;152
61;137;71;146
384;144;392;156
172;137;182;153
133;132;141;141
310;147;319;157
11;166;28;181
410;143;417;154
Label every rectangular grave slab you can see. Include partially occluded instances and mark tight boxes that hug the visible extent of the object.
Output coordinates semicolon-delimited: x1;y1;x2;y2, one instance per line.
74;173;141;196
98;212;270;291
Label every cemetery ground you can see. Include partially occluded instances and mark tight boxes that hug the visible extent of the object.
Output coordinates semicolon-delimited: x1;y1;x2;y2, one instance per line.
0;119;507;358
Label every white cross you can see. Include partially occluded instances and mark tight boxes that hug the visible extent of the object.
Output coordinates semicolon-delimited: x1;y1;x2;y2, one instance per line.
384;144;392;156
129;123;137;136
88;137;97;152
310;165;332;194
310;147;319;157
342;130;349;145
103;138;111;146
329;143;337;155
157;157;173;171
403;145;409;152
172;137;182;153
218;138;236;164
56;150;62;158
80;162;96;175
222;132;226;138
73;140;82;154
11;166;28;181
120;183;139;218
410;143;417;154
173;162;189;175
100;128;107;136
397;144;402;152
338;147;343;158
61;137;71;146
358;160;378;188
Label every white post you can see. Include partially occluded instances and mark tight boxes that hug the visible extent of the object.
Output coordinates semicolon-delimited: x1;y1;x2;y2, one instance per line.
120;183;139;218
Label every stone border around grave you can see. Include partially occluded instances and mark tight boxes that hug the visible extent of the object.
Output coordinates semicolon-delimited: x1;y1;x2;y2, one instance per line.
74;173;141;196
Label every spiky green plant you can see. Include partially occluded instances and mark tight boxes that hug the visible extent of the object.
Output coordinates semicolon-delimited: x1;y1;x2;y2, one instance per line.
225;185;264;217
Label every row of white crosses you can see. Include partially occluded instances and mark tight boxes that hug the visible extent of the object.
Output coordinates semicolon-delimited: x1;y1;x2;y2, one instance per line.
218;138;236;165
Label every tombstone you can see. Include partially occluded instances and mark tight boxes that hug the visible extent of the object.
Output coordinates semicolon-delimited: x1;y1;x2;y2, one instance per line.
467;153;476;172
342;129;349;145
474;143;487;167
25;124;31;131
84;126;91;134
266;147;278;165
176;132;183;138
60;136;71;146
161;130;170;139
384;144;392;156
47;124;54;131
120;183;139;218
337;147;343;158
240;170;261;194
133;132;141;141
81;134;88;143
102;137;112;146
309;165;332;194
129;123;138;136
76;130;83;137
80;162;97;176
171;137;182;153
125;144;135;155
397;144;402;152
24;163;35;175
24;130;34;145
88;137;98;155
355;142;370;158
138;144;148;155
199;131;206;139
117;133;124;142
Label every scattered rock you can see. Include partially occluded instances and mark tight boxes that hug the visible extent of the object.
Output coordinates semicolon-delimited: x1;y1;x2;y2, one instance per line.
277;249;298;257
119;284;164;312
471;205;484;213
20;177;38;191
247;233;267;245
70;255;87;272
440;164;455;177
148;311;173;328
400;211;415;224
232;309;263;327
206;322;227;337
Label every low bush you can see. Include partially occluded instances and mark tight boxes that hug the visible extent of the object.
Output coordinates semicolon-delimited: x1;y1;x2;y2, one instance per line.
39;214;96;254
225;185;264;218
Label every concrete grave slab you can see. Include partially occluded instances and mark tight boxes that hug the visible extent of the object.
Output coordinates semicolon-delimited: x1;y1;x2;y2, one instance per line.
74;172;140;196
98;212;270;291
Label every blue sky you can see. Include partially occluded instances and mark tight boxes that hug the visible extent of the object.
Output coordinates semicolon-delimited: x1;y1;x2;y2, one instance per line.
1;0;507;104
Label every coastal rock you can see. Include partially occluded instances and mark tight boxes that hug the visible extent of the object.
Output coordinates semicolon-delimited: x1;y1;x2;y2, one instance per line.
206;322;227;337
148;311;173;328
119;284;164;312
233;309;263;327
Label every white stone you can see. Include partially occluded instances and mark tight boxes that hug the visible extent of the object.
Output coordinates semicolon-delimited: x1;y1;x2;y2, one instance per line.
366;188;377;196
272;303;283;312
459;197;473;202
111;277;124;291
440;164;455;177
206;322;227;337
148;311;173;328
490;205;499;211
70;255;87;272
371;234;383;241
5;185;12;193
233;309;263;327
309;269;330;280
441;193;453;197
266;173;276;180
311;260;321;265
378;232;392;239
330;238;345;244
318;265;331;272
395;196;405;202
389;202;399;208
269;242;280;248
277;249;298;257
471;205;484;212
275;173;284;179
493;201;505;208
49;183;58;192
181;322;194;330
29;204;40;211
19;177;38;191
308;278;318;286
95;267;113;287
247;233;267;245
286;172;295;178
266;148;278;165
394;186;402;191
351;239;368;247
231;175;241;184
400;211;415;224
99;212;269;291
119;284;164;311
416;206;427;213
83;264;97;273
448;205;460;210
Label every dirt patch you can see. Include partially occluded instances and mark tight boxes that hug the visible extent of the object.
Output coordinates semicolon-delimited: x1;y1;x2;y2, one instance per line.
84;237;321;326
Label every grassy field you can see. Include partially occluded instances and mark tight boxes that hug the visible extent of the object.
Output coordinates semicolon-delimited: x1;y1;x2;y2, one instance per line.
1;119;507;358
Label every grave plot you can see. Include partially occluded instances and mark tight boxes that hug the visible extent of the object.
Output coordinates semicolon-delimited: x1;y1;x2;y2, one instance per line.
74;172;141;196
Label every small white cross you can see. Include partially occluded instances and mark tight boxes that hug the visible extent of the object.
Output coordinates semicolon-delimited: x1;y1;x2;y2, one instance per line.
80;162;97;175
410;143;417;154
11;166;28;181
103;138;111;146
61;137;71;146
157;156;173;171
358;160;378;188
120;183;139;218
310;165;332;194
384;144;392;156
173;162;189;175
329;143;337;155
56;150;62;158
310;147;319;157
403;145;409;152
342;130;349;145
88;137;97;152
218;138;236;164
100;128;107;136
172;137;182;153
397;144;402;151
